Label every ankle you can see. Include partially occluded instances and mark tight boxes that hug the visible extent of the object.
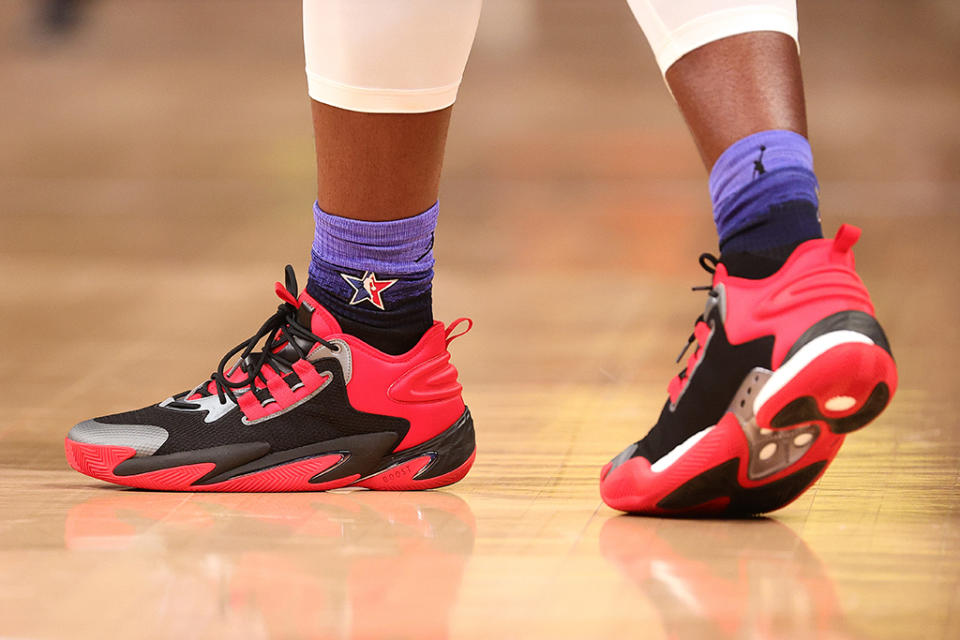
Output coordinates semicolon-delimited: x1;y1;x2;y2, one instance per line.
711;130;823;256
305;277;431;354
307;201;438;355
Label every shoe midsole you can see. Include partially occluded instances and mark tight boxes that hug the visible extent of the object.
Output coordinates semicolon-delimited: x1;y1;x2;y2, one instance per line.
361;408;475;482
649;426;714;473
650;330;884;479
101;408;474;486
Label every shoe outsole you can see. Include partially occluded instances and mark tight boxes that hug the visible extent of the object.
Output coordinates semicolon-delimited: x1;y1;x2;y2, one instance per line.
600;336;897;516
65;409;476;492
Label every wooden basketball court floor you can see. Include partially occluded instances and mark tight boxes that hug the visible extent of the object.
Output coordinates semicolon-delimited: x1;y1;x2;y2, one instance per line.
1;1;958;638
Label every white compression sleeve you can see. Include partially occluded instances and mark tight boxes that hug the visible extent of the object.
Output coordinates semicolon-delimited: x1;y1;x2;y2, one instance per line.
303;0;482;113
625;0;798;75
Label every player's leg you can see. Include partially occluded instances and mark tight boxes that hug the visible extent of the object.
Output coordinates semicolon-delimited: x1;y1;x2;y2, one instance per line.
600;1;897;515
306;105;451;354
64;0;483;492
311;104;451;223
664;32;807;169
305;0;480;355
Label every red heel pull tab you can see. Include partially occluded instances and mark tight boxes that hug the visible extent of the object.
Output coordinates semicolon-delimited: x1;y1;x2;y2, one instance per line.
832;224;861;257
445;317;473;346
275;282;299;307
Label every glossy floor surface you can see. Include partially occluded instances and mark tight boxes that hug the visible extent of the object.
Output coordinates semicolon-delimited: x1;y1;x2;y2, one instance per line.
2;1;959;638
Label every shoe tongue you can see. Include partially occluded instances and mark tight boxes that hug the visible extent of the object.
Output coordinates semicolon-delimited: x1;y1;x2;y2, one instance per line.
188;290;341;401
720;244;804;279
298;291;342;338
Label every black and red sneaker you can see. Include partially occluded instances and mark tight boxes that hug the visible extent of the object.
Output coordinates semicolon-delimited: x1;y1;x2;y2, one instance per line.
65;266;476;492
600;225;897;516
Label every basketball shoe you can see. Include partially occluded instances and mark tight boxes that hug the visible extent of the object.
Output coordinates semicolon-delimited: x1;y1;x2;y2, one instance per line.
65;266;476;491
600;224;897;516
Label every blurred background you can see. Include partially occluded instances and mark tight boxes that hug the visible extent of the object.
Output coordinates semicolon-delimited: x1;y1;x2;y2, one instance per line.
2;0;958;458
1;1;958;638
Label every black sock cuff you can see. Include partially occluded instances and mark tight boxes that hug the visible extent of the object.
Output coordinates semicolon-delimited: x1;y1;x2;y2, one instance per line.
305;280;433;355
719;199;822;256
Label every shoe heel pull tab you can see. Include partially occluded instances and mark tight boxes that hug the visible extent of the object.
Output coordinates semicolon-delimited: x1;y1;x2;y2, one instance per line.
832;224;861;259
445;317;473;347
275;281;299;307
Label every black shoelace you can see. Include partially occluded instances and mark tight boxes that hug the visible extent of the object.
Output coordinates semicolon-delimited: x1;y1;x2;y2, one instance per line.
673;253;720;382
171;266;337;408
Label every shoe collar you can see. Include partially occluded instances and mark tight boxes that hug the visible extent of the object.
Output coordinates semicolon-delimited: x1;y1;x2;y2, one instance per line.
715;224;861;286
296;291;343;338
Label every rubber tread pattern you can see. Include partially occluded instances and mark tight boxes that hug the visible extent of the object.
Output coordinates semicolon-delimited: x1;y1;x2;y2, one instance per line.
770;382;891;434
656;458;828;516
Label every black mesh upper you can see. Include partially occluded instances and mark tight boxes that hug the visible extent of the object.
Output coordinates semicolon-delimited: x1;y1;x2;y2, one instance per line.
97;357;409;457
632;308;774;465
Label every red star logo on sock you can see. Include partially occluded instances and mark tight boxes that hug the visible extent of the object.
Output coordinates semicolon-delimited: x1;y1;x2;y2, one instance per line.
341;271;398;310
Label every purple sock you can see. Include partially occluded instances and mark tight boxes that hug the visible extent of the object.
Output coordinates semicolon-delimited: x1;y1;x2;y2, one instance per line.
710;130;822;256
306;201;438;354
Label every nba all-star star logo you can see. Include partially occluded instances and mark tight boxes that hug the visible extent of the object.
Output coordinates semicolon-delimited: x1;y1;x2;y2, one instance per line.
341;271;398;310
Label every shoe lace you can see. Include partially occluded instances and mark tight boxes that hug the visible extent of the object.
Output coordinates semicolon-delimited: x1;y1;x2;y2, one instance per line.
668;253;719;401
171;265;338;408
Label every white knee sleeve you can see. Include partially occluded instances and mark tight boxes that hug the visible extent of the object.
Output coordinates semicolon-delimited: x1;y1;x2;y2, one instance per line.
303;0;482;113
626;1;798;75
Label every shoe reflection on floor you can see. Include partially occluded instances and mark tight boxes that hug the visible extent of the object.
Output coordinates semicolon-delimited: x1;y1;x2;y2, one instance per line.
600;515;849;639
64;489;475;639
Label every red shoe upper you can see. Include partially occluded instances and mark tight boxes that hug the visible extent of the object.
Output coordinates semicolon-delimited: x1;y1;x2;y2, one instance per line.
717;224;875;368
302;293;469;451
218;288;468;451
